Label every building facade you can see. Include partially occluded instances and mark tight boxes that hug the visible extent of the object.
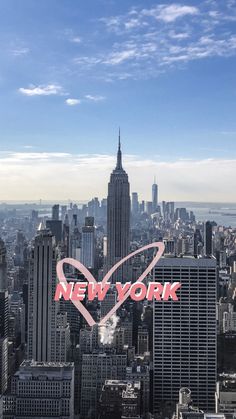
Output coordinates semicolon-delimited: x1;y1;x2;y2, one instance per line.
153;256;217;413
3;360;74;418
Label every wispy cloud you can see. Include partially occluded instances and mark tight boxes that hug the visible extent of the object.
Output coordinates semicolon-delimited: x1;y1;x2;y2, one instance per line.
19;84;64;96
168;30;190;39
220;130;236;135
85;95;106;101
103;49;139;65
72;1;236;80
141;4;199;23
71;36;82;43
65;98;81;106
11;47;30;56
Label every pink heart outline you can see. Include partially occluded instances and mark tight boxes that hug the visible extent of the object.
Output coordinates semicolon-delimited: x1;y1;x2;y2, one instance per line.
56;241;165;327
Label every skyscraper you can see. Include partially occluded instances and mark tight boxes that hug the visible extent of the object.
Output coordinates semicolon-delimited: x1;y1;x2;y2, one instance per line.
131;192;139;215
46;219;62;244
28;224;58;362
107;131;130;282
0;238;8;396
204;221;213;256
52;204;60;220
0;290;8;395
153;256;217;413
81;216;95;269
0;238;7;291
28;224;70;363
152;177;158;212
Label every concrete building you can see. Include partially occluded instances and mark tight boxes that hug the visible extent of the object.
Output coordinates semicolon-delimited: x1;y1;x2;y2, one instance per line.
28;225;70;362
153;256;217;413
81;216;95;269
223;305;236;333
215;374;236;419
137;326;149;355
3;360;74;418
99;380;141;419
0;238;7;291
0;290;8;395
80;351;127;418
126;363;150;414
152;180;158;212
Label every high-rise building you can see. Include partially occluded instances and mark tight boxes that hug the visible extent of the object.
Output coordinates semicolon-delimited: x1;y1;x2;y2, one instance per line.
107;132;130;282
61;205;67;222
100;287;117;318
137;326;149;355
204;221;213;256
99;380;141;419
0;290;8;395
3;360;74;418
81;216;95;269
223;304;236;333
153;256;217;413
132;192;139;215
215;374;236;417
80;351;127;418
194;229;202;258
0;238;7;291
145;201;153;216
152;178;158;212
28;225;57;362
28;224;69;362
46;219;62;244
52;204;60;220
126;363;150;415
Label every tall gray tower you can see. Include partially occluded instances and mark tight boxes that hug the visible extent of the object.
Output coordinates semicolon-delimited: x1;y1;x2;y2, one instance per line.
0;238;7;291
28;224;57;362
0;238;8;395
152;177;158;212
107;131;130;283
153;256;217;414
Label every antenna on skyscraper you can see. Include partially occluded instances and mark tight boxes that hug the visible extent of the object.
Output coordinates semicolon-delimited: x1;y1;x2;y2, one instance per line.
116;127;123;170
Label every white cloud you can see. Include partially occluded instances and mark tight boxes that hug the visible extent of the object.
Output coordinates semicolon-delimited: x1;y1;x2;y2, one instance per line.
84;95;106;101
103;49;138;65
146;5;199;22
11;47;30;56
0;151;235;202
19;84;64;96
71;36;82;43
71;2;236;82
169;30;190;39
65;98;81;106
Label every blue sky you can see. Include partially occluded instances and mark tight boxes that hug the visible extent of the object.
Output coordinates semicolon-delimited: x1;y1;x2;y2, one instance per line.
0;0;236;201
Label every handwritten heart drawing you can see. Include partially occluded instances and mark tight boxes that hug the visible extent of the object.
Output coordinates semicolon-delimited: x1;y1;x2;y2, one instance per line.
56;241;165;327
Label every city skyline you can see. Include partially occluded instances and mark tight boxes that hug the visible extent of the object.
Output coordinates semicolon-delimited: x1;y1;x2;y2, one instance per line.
0;0;236;201
1;2;236;418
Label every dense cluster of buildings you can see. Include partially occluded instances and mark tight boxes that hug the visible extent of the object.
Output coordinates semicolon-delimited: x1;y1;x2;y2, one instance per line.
0;137;236;418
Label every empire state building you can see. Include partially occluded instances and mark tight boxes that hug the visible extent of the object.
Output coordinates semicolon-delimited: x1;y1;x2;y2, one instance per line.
107;132;130;283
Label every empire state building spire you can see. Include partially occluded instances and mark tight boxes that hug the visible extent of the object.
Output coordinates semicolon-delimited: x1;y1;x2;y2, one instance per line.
116;128;123;170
